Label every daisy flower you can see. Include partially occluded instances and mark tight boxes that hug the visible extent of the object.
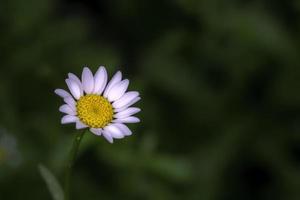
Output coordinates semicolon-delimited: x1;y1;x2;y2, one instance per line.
55;66;141;143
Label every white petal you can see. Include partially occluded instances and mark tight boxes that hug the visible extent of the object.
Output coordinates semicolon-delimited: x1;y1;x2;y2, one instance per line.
114;107;141;119
104;124;124;139
68;73;83;96
114;97;141;112
66;79;82;100
76;121;88;129
112;91;139;109
107;79;129;102
114;123;132;136
68;73;82;87
63;97;76;110
59;104;76;115
54;89;71;98
102;130;114;143
90;128;102;136
103;71;122;98
93;66;108;94
113;116;140;123
61;115;78;124
81;67;94;94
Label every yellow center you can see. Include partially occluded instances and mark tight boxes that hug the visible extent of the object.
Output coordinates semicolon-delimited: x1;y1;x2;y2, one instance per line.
76;94;113;128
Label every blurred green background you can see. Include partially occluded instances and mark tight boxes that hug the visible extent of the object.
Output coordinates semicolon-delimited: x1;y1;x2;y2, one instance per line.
0;0;300;199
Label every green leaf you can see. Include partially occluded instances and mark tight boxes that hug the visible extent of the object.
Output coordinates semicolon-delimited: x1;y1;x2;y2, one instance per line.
38;164;64;200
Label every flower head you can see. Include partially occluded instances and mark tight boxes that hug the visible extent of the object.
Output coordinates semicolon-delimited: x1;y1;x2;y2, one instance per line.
55;66;141;143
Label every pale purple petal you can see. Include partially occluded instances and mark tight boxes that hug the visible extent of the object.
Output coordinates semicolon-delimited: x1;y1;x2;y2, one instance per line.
114;123;132;136
107;79;129;102
54;89;71;98
93;66;108;94
76;121;88;129
104;124;124;139
90;128;102;136
61;115;78;124
66;79;82;100
59;104;76;115
81;67;94;94
113;116;140;123
112;91;139;109
63;97;76;110
114;107;140;119
68;73;83;96
102;130;114;143
103;71;122;98
114;97;141;112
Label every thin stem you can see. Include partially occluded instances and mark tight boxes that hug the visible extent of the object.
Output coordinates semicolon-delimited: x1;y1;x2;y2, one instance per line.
64;130;86;200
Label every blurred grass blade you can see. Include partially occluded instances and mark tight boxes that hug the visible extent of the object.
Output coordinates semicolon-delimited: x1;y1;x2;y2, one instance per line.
38;164;64;200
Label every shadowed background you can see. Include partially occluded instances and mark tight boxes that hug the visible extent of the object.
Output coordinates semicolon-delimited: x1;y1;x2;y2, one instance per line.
0;0;300;199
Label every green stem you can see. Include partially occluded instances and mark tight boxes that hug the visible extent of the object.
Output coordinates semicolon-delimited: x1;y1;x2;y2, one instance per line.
64;130;85;200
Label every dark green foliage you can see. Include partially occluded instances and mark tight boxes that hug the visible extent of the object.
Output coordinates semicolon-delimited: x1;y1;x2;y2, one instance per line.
0;0;299;199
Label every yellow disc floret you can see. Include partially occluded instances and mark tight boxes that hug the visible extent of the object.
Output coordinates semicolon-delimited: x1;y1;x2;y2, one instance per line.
76;94;113;128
